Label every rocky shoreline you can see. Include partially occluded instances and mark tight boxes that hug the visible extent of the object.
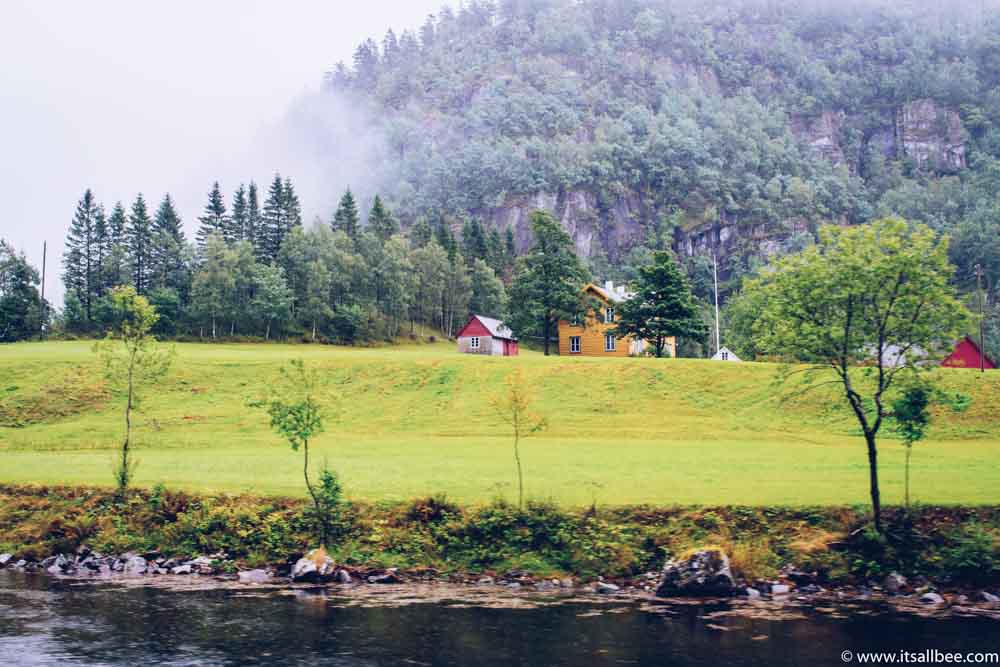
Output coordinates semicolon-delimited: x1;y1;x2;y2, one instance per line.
3;548;998;621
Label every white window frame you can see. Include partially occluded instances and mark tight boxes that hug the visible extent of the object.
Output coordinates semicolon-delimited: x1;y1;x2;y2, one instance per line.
570;336;581;354
604;307;615;323
470;336;480;350
604;334;616;352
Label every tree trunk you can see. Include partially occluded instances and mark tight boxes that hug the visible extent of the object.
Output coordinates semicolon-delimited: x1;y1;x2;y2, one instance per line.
904;444;912;510
514;431;523;510
211;316;216;340
265;321;271;340
302;439;325;547
312;320;317;342
543;315;551;356
865;430;882;532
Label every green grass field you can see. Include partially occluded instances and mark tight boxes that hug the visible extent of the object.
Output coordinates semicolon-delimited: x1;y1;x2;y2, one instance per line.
2;340;999;506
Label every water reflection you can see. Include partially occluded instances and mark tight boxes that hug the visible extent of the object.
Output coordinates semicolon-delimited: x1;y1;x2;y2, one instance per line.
0;572;995;666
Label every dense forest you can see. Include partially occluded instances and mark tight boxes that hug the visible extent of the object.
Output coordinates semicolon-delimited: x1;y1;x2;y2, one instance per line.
2;0;999;357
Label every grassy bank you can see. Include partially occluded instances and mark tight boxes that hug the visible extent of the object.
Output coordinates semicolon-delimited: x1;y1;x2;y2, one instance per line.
1;484;998;586
2;341;1000;505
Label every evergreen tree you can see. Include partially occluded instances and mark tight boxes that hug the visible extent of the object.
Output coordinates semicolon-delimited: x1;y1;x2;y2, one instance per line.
409;216;433;248
461;218;488;266
261;174;286;263
128;194;154;294
435;217;457;259
152;194;188;297
104;202;130;291
196;182;228;249
92;205;108;299
283;177;302;230
247;181;262;258
231;184;248;243
332;189;360;240
508;210;590;355
368;195;398;242
612;251;707;357
62;189;100;324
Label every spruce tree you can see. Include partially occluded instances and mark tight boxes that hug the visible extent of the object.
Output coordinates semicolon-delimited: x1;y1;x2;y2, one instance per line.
231;184;248;243
508;211;590;355
261;174;286;262
105;202;130;291
196;182;228;249
283;177;302;231
611;250;706;357
247;181;262;258
435;217;457;260
368;195;398;242
332;189;360;240
93;205;108;299
152;194;187;295
62;189;100;324
128;193;154;294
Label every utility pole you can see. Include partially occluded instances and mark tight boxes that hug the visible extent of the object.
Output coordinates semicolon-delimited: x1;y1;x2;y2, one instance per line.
712;251;721;355
40;240;47;338
976;263;985;373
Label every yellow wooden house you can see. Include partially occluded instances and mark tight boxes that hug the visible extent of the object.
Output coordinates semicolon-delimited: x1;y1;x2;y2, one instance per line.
557;281;676;357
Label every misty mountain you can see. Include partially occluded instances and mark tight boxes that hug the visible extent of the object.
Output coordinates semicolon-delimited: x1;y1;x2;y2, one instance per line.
323;0;1000;291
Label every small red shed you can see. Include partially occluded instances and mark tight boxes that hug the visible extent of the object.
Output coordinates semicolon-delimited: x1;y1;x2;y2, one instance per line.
940;336;996;370
456;315;519;356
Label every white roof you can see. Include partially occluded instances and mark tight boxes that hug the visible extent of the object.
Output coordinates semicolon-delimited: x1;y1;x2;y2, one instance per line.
473;315;516;340
712;346;741;362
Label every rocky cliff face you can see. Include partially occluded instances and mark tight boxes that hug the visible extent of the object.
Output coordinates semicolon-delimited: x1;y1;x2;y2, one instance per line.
478;99;967;276
791;99;966;172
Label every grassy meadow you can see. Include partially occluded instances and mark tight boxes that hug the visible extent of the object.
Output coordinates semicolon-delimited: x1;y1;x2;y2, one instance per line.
1;340;999;507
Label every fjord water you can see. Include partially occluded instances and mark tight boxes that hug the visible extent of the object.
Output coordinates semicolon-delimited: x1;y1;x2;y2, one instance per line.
0;572;995;667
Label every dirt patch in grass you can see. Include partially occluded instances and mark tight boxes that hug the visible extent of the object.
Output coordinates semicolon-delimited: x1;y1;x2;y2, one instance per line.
0;365;110;428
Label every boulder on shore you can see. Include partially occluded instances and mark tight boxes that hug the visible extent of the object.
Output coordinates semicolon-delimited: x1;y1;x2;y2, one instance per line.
656;548;736;598
291;549;336;583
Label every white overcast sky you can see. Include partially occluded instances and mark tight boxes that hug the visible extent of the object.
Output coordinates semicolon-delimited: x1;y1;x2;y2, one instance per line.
0;0;444;301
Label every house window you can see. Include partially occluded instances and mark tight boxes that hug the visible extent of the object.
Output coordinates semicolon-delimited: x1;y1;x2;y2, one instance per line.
571;314;581;326
721;351;728;360
604;334;616;352
470;336;480;349
570;336;581;353
604;307;615;323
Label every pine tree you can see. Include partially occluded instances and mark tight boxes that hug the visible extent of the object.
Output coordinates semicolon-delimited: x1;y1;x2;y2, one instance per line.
196;182;228;249
247;181;262;258
368;195;399;242
0;240;44;342
231;184;248;243
382;29;400;67
261;174;286;262
62;189;100;324
128;194;154;294
461;218;488;266
332;189;360;240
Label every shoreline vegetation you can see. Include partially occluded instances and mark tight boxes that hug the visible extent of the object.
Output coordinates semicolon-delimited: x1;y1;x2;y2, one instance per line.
1;485;997;600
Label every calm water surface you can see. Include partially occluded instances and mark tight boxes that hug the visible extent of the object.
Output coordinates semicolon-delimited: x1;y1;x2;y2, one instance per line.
0;571;996;666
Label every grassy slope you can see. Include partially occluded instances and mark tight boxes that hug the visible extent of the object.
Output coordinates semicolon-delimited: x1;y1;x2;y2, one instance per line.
1;341;999;506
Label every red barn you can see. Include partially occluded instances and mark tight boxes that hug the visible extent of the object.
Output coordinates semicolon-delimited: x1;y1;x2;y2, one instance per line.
455;314;519;356
940;336;996;370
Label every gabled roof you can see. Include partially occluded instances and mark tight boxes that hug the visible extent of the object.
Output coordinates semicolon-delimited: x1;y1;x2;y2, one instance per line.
471;314;516;341
583;282;631;303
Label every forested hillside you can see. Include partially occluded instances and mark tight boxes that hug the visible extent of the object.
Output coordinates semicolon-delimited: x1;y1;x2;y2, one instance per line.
326;0;1000;297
